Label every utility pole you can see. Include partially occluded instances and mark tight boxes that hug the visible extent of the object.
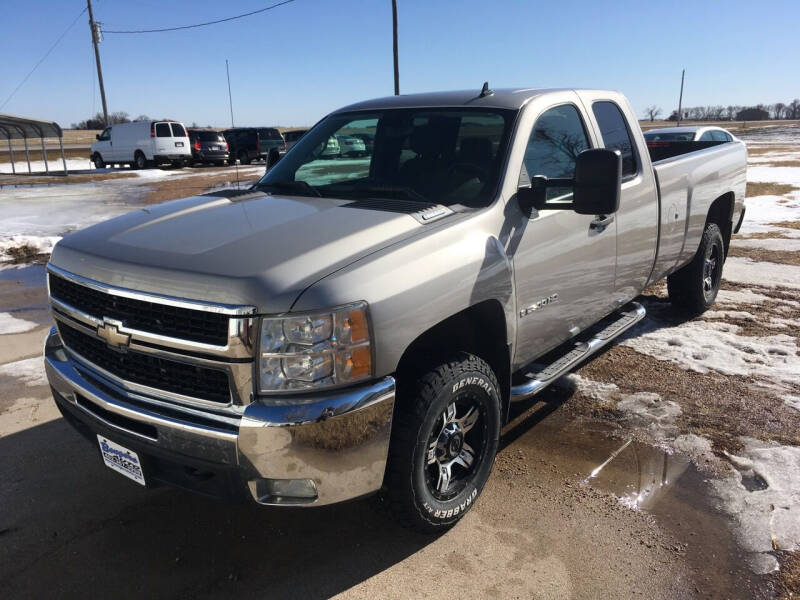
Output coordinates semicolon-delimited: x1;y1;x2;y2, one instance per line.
676;69;685;127
392;0;399;95
87;0;109;125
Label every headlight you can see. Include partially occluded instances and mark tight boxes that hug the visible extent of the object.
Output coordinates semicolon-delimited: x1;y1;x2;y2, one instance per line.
258;302;372;393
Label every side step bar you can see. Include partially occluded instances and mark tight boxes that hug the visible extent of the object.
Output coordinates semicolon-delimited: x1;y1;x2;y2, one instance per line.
510;301;646;402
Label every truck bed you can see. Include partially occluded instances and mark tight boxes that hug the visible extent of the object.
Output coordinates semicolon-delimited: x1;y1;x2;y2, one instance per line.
647;139;728;163
647;140;748;284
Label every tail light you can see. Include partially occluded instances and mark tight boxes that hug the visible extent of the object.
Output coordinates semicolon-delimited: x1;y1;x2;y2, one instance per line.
150;124;155;137
194;141;201;151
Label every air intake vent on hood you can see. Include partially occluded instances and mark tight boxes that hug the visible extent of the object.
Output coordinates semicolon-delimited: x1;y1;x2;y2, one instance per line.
343;199;454;224
202;188;266;200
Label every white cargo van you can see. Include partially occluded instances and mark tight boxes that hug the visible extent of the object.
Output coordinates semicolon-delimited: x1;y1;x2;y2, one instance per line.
90;121;192;169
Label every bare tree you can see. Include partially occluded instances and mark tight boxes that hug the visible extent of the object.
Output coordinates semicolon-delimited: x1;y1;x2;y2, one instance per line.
644;105;662;121
134;114;150;122
788;99;800;120
773;103;786;120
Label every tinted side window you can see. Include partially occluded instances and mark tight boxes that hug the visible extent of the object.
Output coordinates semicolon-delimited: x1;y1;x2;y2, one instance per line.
592;101;637;177
155;123;171;137
170;123;187;137
521;104;590;200
98;128;111;141
711;130;728;142
699;131;714;141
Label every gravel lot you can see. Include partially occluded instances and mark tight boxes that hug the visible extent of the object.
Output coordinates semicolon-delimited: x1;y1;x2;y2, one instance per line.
1;127;799;598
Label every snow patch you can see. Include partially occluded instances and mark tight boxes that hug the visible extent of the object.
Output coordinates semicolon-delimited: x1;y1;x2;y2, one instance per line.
723;257;800;290
622;302;800;393
711;438;800;574
0;234;61;261
0;312;38;334
0;357;48;386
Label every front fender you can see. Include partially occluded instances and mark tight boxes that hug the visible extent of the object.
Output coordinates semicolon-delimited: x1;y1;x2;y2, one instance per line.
292;211;515;377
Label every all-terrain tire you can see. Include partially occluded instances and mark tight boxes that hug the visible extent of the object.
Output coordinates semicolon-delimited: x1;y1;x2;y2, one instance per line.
667;222;725;316
381;352;501;532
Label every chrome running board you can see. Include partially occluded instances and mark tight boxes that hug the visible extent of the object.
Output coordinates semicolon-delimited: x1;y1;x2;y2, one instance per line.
510;301;646;402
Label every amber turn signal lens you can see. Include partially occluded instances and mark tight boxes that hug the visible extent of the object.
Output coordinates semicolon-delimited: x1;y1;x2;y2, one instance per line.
348;308;369;343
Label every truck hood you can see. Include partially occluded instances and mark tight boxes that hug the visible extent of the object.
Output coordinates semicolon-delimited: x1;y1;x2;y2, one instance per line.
50;191;423;313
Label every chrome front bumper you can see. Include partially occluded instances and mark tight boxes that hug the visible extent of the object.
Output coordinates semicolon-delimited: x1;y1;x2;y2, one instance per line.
44;328;395;506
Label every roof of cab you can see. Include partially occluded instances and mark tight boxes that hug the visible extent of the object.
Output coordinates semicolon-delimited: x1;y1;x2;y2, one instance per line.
334;87;579;112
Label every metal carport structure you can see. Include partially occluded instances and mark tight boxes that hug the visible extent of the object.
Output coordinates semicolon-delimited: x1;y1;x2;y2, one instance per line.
0;113;68;175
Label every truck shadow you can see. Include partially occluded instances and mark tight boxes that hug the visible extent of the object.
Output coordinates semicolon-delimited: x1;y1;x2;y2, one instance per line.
0;417;436;599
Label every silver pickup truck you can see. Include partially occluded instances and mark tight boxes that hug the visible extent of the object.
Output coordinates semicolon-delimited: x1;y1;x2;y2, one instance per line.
43;87;746;530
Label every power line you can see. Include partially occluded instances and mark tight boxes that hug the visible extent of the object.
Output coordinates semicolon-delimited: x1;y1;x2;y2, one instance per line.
0;7;87;111
103;0;296;34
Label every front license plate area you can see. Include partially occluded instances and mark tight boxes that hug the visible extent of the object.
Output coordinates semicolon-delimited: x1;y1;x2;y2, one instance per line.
97;435;146;486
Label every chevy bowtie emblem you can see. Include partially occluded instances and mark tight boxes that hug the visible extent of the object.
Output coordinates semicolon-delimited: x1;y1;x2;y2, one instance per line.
97;319;130;349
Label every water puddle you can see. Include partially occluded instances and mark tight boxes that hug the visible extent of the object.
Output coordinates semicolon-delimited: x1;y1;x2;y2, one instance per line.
502;396;763;596
0;264;46;287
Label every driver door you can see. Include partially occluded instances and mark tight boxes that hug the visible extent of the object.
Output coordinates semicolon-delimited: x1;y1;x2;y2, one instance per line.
510;101;618;368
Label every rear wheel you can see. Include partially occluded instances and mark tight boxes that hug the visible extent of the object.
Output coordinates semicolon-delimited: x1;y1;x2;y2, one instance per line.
134;151;147;170
92;154;105;169
381;352;500;532
239;150;251;165
668;222;725;315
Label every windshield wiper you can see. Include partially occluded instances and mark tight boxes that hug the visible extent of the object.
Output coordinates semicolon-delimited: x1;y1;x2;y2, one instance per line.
325;184;429;203
257;180;321;197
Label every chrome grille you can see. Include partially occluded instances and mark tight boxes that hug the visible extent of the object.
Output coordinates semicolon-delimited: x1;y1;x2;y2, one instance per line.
58;322;232;404
48;273;230;346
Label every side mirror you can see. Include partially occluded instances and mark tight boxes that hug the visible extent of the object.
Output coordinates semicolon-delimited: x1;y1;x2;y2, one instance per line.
266;148;282;170
96;134;100;140
572;148;621;215
517;148;621;216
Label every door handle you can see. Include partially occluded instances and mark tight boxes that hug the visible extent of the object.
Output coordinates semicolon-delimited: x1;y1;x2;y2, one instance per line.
590;214;614;232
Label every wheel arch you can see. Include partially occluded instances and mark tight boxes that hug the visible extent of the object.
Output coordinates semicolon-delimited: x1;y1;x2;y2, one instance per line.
395;299;512;423
705;191;735;254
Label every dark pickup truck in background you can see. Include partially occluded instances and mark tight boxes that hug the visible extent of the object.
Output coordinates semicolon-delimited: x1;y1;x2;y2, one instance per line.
223;127;285;165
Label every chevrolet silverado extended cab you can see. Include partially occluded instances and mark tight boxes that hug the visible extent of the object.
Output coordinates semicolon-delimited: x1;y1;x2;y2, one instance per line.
44;87;746;530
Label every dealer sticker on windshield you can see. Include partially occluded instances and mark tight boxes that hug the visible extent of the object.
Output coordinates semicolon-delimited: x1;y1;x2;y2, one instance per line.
97;435;146;486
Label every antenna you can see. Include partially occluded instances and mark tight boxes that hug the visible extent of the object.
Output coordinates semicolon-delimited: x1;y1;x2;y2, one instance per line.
479;81;493;98
226;59;240;189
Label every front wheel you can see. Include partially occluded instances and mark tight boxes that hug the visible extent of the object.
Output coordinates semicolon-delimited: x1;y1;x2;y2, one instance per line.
668;222;725;315
92;154;105;169
381;352;501;531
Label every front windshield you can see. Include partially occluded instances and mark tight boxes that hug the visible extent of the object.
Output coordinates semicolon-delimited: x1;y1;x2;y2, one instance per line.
255;108;515;208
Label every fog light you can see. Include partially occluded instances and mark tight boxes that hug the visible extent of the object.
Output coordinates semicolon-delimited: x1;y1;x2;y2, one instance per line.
250;478;318;504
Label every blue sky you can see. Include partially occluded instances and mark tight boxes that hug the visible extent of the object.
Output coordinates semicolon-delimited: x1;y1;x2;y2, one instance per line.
2;0;799;128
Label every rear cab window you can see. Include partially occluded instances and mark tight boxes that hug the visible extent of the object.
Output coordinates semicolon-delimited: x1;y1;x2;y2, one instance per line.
591;101;638;178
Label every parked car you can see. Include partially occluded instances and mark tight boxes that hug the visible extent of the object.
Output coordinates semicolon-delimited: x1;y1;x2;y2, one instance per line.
644;126;736;142
223;128;259;165
283;129;308;151
187;129;229;166
643;126;737;161
335;134;367;157
90;120;191;169
352;133;375;153
45;87;746;531
256;128;286;157
223;127;285;165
